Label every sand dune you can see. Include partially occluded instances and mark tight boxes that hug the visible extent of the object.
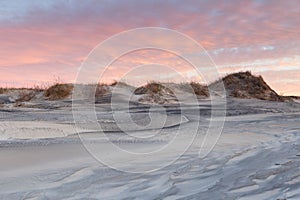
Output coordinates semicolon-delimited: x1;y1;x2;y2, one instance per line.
0;72;298;109
0;72;299;199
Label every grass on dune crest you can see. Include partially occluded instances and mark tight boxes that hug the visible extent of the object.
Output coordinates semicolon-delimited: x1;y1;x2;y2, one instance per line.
44;83;74;100
0;88;7;94
134;81;209;97
211;71;290;101
0;72;298;103
134;82;173;95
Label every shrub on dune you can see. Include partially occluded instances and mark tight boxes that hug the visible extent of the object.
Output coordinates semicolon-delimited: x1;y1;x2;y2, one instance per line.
44;83;74;100
210;71;290;101
134;82;174;95
16;90;37;102
189;82;209;97
0;88;7;94
95;84;110;98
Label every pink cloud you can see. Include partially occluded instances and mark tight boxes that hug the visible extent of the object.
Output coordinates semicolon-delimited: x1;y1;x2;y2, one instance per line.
0;0;299;94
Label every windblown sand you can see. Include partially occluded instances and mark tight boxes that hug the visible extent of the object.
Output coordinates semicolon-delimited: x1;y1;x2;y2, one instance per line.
0;98;299;199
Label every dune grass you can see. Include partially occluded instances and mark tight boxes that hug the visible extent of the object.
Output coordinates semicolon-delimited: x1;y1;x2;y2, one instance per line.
16;90;37;102
44;83;74;100
0;72;298;104
0;88;7;94
134;82;175;95
95;83;110;98
210;71;287;101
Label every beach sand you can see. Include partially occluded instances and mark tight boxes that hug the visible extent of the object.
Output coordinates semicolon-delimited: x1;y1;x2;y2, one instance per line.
0;98;299;199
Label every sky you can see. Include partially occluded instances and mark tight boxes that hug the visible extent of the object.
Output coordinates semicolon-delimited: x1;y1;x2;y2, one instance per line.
0;0;299;95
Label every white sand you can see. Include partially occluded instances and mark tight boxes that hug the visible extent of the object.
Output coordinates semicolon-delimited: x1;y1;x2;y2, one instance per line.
0;99;299;199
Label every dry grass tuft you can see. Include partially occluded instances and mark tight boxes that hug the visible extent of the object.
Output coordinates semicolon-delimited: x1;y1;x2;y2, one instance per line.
0;88;8;94
135;82;177;104
110;81;129;87
173;82;209;97
134;82;174;95
16;90;37;102
95;84;110;98
211;71;288;101
110;81;136;90
190;82;209;96
44;83;74;100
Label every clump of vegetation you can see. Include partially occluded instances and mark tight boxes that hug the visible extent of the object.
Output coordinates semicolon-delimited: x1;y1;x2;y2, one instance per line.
110;81;129;87
134;82;174;95
134;82;177;104
110;81;136;91
0;88;7;94
210;71;288;101
190;82;209;96
44;83;74;100
16;90;37;102
134;86;148;95
95;84;110;98
173;82;209;97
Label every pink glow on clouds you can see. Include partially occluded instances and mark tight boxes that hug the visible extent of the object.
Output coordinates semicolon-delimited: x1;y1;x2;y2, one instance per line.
0;0;299;95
